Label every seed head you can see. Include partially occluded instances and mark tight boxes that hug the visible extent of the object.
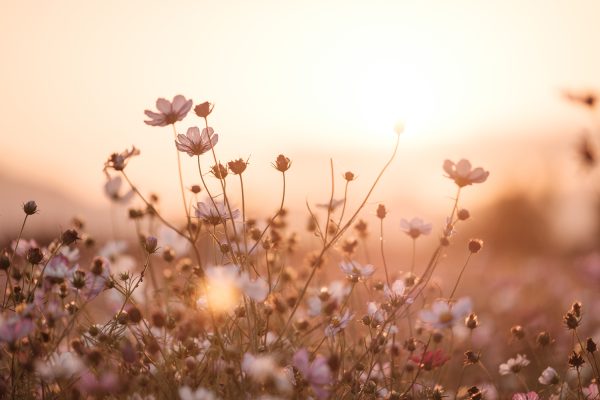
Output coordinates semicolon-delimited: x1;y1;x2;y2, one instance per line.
464;350;480;365
23;201;38;216
376;204;387;219
586;337;597;353
26;248;44;264
536;331;551;347
563;312;580;330
190;185;202;194
468;239;483;254
228;158;248;175
61;229;80;245
211;163;228;179
344;171;356;181
144;236;158;254
457;208;470;220
273;154;291;172
568;351;585;369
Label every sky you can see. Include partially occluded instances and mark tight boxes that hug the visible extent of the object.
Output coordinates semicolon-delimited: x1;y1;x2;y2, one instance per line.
1;0;600;239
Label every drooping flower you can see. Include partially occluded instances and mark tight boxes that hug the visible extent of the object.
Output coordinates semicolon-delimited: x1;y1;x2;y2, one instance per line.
104;146;140;171
512;392;539;400
499;354;530;375
175;127;218;157
400;217;432;238
104;176;134;203
538;366;559;385
293;349;332;399
339;261;375;280
144;95;193;126
195;201;240;225
419;297;472;330
443;159;489;187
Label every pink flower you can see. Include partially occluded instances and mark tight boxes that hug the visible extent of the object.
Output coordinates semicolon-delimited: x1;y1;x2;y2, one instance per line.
339;261;375;280
419;297;472;330
325;310;354;337
44;255;77;282
512;392;539;400
443;159;489;187
0;315;34;343
144;95;193;126
175;127;218;157
583;383;599;399
410;349;449;369
293;349;332;399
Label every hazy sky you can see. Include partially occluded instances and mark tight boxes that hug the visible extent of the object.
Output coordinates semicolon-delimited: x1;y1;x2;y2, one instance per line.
1;0;600;235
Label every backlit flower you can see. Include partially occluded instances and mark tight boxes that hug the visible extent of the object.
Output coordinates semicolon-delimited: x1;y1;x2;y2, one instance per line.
443;159;489;187
144;95;193;126
339;261;375;280
512;392;539;400
410;349;449;369
499;354;530;375
400;217;432;238
37;352;83;381
194;201;240;225
293;349;332;399
175;127;218;157
538;366;559;385
104;176;134;203
325;310;354;337
419;298;472;330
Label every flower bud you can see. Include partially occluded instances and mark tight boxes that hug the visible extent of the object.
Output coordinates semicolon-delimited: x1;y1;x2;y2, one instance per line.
194;101;213;119
344;171;356;181
190;185;202;194
228;158;248;175
273;154;291;172
376;204;387;219
144;236;158;254
0;253;10;271
61;229;80;245
26;248;44;264
211;163;228;179
586;337;597;353
468;239;483;253
465;313;479;330
536;331;551;347
510;325;525;340
23;201;38;215
457;208;470;220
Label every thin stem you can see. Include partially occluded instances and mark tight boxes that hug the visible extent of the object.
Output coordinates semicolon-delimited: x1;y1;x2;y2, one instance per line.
448;253;472;301
379;218;391;287
171;124;191;227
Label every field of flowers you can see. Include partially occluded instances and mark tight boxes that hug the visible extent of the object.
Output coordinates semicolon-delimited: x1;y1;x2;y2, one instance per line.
0;94;599;400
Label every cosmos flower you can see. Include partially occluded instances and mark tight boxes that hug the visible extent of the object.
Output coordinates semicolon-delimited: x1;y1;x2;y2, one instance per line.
367;302;385;325
178;386;218;400
419;298;472;330
410;349;449;369
499;354;530;375
37;352;83;381
241;353;291;392
175;127;218;157
400;217;432;238
384;279;407;302
195;201;240;225
0;315;34;343
44;255;77;282
292;349;332;399
104;146;140;171
104;176;134;203
583;383;599;399
443;159;489;187
339;261;375;280
239;272;269;302
325;310;354;337
144;95;193;126
538;366;559;385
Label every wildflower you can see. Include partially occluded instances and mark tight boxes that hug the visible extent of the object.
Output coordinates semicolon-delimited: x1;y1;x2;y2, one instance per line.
366;302;385;325
384;279;407;303
538;367;559;385
239;273;269;302
344;171;356;181
178;386;218;400
586;337;597;353
194;201;240;225
104;146;140;171
45;255;76;282
376;204;387;219
104;176;134;203
61;229;80;245
583;383;599;399
144;236;158;254
175;127;218;157
512;393;539;400
325;310;354;337
499;354;530;375
419;297;472;329
400;217;432;238
242;353;291;392
228;158;248;175
23;200;38;215
194;101;214;119
443;159;489;187
339;261;375;281
410;349;449;370
292;348;332;399
469;239;484;253
37;352;83;381
0;315;34;343
273;154;291;172
26;247;44;264
144;95;193;126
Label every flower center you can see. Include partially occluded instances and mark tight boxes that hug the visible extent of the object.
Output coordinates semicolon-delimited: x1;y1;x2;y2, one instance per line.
438;311;454;324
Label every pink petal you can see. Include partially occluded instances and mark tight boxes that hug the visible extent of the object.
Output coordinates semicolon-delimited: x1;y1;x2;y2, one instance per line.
156;98;172;114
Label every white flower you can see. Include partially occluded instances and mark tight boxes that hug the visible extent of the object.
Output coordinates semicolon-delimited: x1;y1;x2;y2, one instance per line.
339;261;375;280
36;352;83;381
104;175;134;203
195;201;240;225
443;159;489;187
367;302;385;324
538;366;559;385
419;298;472;330
384;280;406;302
175;127;218;157
242;353;291;393
325;310;354;337
44;255;76;281
239;273;269;302
400;217;432;239
499;354;530;375
158;226;189;256
178;386;218;400
59;246;80;262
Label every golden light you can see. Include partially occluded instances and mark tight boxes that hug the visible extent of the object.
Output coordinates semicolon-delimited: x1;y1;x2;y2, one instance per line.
203;267;241;314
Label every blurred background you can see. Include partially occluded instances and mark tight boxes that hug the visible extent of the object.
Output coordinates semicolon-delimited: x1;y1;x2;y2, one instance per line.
1;0;600;254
